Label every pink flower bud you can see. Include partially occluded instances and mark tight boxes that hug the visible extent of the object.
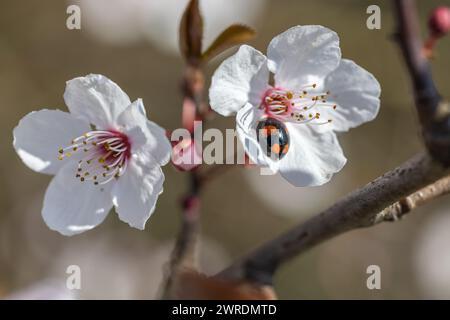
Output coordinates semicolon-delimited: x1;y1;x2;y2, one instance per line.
182;195;200;212
171;137;202;171
429;6;450;37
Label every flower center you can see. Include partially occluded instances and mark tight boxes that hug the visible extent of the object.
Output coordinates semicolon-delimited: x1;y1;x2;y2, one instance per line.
58;130;131;185
261;84;336;125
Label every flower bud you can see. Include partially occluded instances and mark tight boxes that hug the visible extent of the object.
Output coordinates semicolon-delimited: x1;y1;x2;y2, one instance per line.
171;137;202;171
181;195;200;212
429;6;450;37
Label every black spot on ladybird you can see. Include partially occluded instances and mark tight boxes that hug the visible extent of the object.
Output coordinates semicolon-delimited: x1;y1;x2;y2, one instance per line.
256;118;290;160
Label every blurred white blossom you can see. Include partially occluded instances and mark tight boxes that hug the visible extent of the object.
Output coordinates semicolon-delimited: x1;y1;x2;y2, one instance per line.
316;232;392;298
414;209;450;299
243;166;349;216
5;279;75;300
49;234;229;299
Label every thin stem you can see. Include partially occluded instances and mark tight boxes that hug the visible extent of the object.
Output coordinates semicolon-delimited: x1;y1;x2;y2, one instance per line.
161;65;205;299
374;175;450;223
161;192;200;299
394;0;449;165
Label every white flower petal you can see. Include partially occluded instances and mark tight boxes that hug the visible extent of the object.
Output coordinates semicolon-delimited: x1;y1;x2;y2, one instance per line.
322;59;381;132
112;154;164;230
144;121;172;166
279;124;347;187
64;74;131;128
209;45;269;117
42;161;113;236
13;109;90;175
117;99;172;166
117;99;147;129
267;25;341;89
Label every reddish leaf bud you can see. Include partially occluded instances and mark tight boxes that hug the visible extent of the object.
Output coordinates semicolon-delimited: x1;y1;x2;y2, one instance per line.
429;6;450;37
181;195;200;212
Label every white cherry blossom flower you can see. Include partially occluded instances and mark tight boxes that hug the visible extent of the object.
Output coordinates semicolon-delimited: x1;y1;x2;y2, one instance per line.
13;74;171;235
209;25;381;187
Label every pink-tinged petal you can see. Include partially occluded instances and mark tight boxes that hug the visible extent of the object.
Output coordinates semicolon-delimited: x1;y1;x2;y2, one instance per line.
13;109;90;175
117;99;172;166
321;59;381;132
112;153;164;230
267;25;341;90
209;45;269;117
42;161;113;236
279;123;347;187
64;74;131;128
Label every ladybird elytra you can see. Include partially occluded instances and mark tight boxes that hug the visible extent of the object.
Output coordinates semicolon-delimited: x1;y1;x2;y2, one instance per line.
256;118;290;160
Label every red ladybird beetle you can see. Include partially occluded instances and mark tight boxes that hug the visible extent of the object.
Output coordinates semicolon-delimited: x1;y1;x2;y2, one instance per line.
256;118;290;160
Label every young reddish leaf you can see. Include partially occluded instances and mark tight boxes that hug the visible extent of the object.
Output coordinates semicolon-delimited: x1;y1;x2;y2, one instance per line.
202;24;256;62
179;0;204;63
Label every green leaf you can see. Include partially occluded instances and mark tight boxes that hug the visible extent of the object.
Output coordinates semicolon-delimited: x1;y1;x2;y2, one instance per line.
179;0;204;63
202;24;256;62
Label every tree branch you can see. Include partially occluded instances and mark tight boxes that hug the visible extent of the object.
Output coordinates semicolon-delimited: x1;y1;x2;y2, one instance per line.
394;0;450;165
218;153;448;284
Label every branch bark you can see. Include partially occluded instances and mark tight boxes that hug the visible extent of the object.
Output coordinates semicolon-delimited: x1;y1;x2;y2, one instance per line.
374;175;450;223
218;153;449;283
394;0;450;165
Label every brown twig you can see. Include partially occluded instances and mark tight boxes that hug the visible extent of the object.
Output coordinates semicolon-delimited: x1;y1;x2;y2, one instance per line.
374;175;450;223
161;190;200;299
394;0;450;164
161;65;205;299
216;0;450;285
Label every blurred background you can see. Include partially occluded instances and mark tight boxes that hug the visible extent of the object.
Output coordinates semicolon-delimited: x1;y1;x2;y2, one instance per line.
1;0;450;299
